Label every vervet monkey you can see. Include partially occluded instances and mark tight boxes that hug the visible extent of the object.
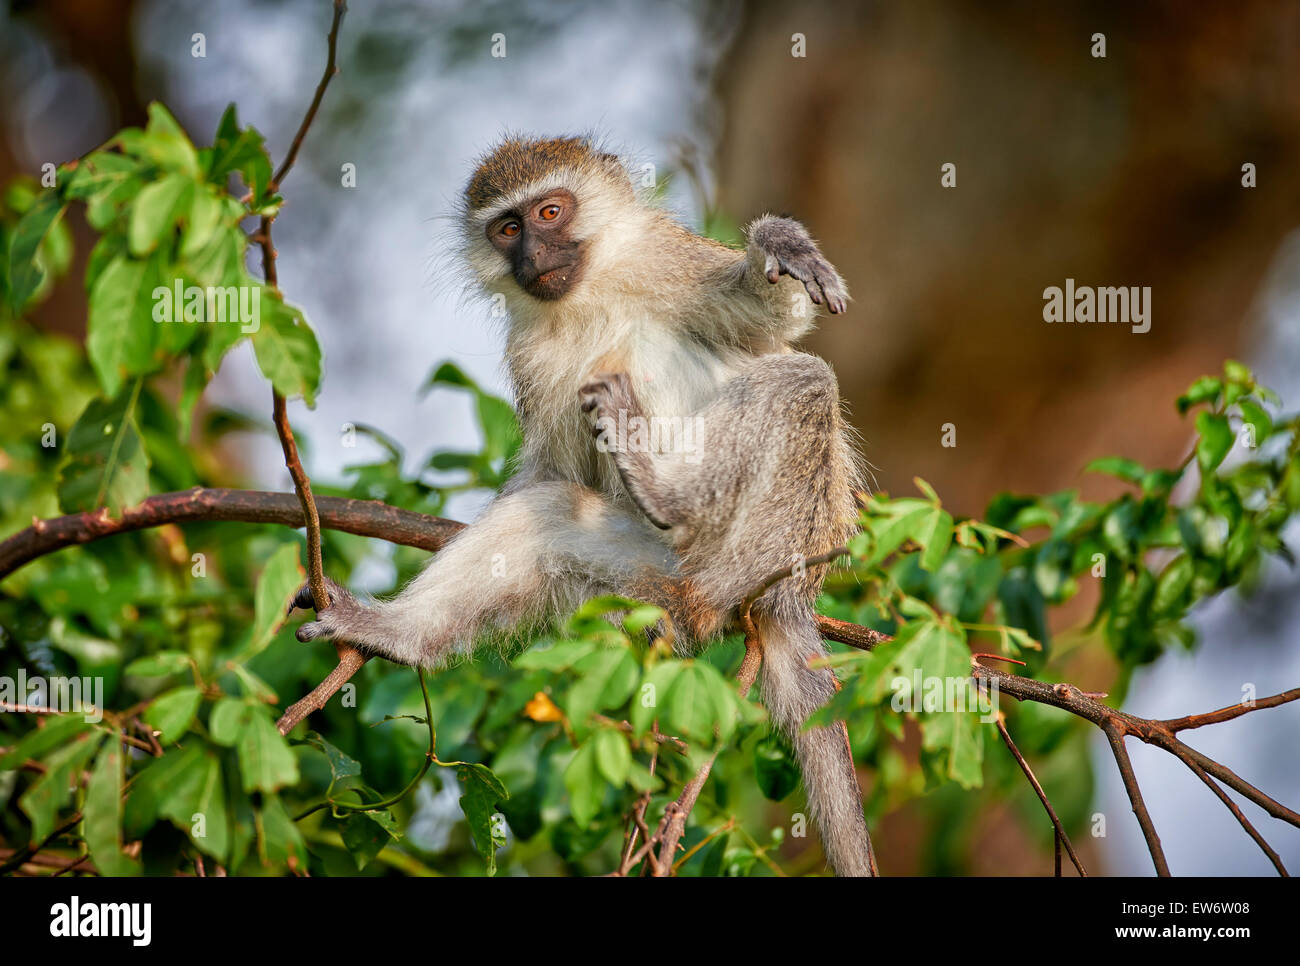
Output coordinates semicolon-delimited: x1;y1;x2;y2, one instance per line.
291;136;875;876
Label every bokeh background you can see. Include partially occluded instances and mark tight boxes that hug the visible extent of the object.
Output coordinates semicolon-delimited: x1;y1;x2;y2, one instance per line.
2;0;1298;874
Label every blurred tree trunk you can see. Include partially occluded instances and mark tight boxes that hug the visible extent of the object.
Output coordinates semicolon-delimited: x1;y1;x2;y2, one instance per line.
2;0;144;340
713;0;1300;517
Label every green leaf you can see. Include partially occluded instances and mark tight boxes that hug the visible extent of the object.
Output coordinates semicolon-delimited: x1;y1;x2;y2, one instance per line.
7;190;67;310
1236;399;1272;446
664;662;734;744
55;382;150;514
124;650;191;678
1195;411;1233;475
258;793;306;869
86;255;160;396
629;661;682;735
916;507;954;572
246;542;304;656
303;732;362;791
237;707;299;793
141;102;201;176
859;503;931;567
251;297;322;405
920;705;985;789
341;812;392;871
1177;376;1222;414
513;638;598;671
122;744;202;838
207;105;272;199
208;697;251;746
180;184;225;259
20;731;105;841
84;740;139;875
162;750;229;861
564;647;640;732
65;151;142;205
422;360;476;392
1223;359;1252;385
1153;554;1194;615
456;762;509;875
127;172;192;256
1085;456;1146;484
142;686;201;743
593;727;631;786
0;715;90;770
562;741;604;829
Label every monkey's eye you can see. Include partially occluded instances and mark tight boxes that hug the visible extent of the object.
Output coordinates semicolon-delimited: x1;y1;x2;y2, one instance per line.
539;204;561;221
500;221;521;238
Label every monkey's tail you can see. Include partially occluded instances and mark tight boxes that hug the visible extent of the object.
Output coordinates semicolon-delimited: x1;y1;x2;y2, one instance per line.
757;606;877;877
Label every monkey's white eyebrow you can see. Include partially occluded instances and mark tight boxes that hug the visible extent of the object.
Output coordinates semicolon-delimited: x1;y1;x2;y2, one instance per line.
474;177;580;224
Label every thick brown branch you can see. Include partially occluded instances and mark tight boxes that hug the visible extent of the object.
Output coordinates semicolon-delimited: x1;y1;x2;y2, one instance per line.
0;487;463;581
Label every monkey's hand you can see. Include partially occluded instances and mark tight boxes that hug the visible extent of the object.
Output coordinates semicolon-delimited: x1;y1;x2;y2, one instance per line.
287;577;369;647
748;215;848;314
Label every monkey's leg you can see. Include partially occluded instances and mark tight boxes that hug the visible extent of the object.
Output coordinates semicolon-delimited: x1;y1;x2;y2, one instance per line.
582;353;873;875
289;481;677;667
581;353;859;593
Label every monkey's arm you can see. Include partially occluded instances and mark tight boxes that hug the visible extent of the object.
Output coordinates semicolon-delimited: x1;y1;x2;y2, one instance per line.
683;214;848;348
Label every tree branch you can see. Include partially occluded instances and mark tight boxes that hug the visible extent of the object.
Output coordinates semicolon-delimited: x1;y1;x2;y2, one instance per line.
994;711;1087;876
254;0;352;733
0;487;462;580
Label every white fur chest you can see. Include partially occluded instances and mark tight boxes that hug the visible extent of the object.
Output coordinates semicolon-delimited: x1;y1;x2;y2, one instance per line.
507;308;743;494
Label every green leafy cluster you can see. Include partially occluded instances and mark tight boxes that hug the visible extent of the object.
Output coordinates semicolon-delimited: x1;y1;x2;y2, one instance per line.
5;103;321;518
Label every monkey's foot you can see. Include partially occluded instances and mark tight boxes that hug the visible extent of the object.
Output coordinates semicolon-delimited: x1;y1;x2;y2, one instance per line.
749;215;848;314
578;373;677;531
287;576;366;645
578;370;638;437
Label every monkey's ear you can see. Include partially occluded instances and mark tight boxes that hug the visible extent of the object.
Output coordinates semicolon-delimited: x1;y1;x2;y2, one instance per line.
597;152;634;193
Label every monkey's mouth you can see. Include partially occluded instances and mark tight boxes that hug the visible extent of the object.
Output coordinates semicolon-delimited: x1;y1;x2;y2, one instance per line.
519;262;581;300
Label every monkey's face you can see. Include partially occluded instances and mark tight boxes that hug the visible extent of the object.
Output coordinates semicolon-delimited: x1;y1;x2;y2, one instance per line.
486;189;586;301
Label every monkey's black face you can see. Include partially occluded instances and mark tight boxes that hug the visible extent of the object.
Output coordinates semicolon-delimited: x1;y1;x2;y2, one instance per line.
487;189;586;300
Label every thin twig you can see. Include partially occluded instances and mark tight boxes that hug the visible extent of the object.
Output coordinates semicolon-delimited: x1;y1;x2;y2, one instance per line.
1177;753;1287;875
252;0;363;734
994;711;1086;876
1159;689;1300;732
1105;727;1170;876
270;0;347;192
